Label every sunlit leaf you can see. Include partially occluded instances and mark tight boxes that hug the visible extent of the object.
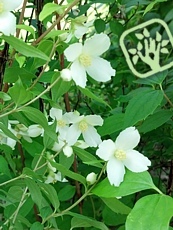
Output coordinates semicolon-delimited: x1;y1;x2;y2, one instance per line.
92;171;156;198
2;36;49;61
126;194;173;230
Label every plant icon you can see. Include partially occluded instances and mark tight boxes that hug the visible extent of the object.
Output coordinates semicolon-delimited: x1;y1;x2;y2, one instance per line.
128;28;169;71
120;19;173;78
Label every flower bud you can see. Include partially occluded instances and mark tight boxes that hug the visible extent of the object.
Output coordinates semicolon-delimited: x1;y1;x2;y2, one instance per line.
86;172;97;185
60;69;72;82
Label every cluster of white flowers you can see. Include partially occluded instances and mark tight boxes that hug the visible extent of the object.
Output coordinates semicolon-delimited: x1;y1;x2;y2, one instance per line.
50;108;103;158
0;0;23;36
0;121;43;150
0;5;151;187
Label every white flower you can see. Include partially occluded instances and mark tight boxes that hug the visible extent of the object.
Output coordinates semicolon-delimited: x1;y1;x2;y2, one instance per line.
45;171;68;184
86;172;97;185
66;15;88;42
27;124;43;137
52;134;73;158
60;69;72;82
0;0;23;36
96;127;151;187
49;108;70;136
64;33;116;88
66;111;103;147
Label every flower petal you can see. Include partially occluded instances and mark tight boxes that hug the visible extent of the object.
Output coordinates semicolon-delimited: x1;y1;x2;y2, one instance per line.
96;139;115;161
123;150;151;172
107;158;125;187
50;108;62;120
115;127;140;151
27;125;43;137
63;145;73;157
66;124;81;146
3;0;23;11
86;57;115;82
64;111;81;123
64;43;82;62
82;126;101;147
74;24;88;39
85;115;103;126
83;33;110;56
0;12;16;35
52;140;64;152
70;60;87;88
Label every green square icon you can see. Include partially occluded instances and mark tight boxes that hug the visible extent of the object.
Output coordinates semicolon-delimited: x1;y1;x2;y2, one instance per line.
120;19;173;78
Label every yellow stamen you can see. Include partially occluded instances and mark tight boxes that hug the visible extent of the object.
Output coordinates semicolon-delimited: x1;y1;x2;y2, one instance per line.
78;120;88;132
114;149;126;160
57;120;66;127
79;53;92;67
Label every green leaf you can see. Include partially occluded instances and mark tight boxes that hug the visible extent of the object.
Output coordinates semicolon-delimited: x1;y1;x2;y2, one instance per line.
25;178;43;208
0;156;11;178
73;146;103;168
94;19;106;33
92;170;156;198
50;161;86;188
109;20;124;37
0;92;11;101
51;73;71;102
0;122;19;142
143;0;168;15
126;194;173;230
139;110;172;133
16;24;35;38
18;106;48;129
101;197;131;215
8;78;33;106
98;113;124;136
38;182;60;210
69;212;109;230
134;70;168;85
2;35;49;61
39;3;66;21
58;185;76;201
4;66;36;84
124;89;163;128
18;107;57;143
78;86;111;108
31;40;54;69
30;222;44;230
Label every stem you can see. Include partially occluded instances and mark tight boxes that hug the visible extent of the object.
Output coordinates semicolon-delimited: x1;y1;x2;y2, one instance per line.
16;0;28;38
32;0;80;45
42;164;106;223
0;175;25;187
159;84;173;108
0;76;61;118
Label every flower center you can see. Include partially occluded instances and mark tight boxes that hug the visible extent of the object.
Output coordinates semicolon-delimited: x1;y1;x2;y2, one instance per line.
79;53;92;67
114;149;126;160
57;120;66;127
78;120;88;132
0;3;4;13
